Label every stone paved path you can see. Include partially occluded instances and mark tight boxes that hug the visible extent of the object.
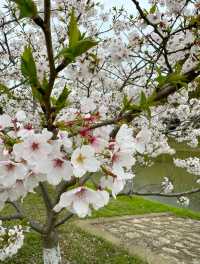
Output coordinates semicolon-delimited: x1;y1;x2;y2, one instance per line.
76;213;200;264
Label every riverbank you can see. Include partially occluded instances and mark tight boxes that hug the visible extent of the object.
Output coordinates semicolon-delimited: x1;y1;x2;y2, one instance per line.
2;194;200;263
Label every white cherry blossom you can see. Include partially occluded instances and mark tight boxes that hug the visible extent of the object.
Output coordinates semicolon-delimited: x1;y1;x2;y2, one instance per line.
54;187;109;218
177;196;190;207
35;157;73;185
0;161;27;187
115;124;135;151
133;127;152;154
0;114;12;130
15;110;26;122
71;145;100;177
100;167;134;197
58;131;72;151
80;97;96;113
13;130;53;163
111;149;135;170
147;13;161;24
161;177;174;194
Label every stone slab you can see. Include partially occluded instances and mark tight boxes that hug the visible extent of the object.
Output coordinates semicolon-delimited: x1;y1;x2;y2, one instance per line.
75;213;200;264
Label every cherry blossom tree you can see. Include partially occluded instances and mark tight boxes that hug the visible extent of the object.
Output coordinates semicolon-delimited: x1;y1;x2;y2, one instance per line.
0;0;200;263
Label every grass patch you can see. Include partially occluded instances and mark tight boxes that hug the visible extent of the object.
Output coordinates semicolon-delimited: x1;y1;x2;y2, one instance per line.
60;223;145;264
92;195;200;220
0;193;199;263
2;224;145;264
1;232;43;264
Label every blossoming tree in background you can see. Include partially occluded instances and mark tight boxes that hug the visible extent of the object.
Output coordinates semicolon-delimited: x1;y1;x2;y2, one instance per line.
0;0;200;263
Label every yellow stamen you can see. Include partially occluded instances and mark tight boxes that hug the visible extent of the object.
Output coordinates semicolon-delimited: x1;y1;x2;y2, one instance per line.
76;154;86;164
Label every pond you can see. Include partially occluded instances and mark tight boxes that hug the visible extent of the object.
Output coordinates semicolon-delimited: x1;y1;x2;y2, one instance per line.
134;144;200;212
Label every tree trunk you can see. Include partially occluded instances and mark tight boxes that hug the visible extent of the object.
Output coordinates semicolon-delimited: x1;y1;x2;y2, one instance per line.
42;230;62;264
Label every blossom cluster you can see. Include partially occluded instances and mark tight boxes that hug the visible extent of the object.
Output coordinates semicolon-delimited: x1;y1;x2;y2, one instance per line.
161;177;174;194
174;157;200;180
0;221;24;261
0;109;152;218
177;196;190;207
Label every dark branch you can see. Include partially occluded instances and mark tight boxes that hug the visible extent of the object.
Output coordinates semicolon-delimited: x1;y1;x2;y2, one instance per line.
121;188;200;198
0;213;23;221
29;220;45;234
131;0;164;39
54;213;74;228
67;66;200;138
39;182;53;210
43;0;56;90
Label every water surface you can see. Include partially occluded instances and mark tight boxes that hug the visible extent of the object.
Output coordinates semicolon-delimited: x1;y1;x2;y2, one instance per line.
134;145;200;212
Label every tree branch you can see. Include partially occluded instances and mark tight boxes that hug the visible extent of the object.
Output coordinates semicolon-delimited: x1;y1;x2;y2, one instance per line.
6;201;23;214
56;58;72;74
39;182;53;211
0;214;23;221
33;2;56;129
43;0;56;90
33;15;45;30
121;188;200;198
54;213;74;228
0;201;24;221
66;66;200;139
154;67;200;101
29;220;45;234
54;177;77;206
131;0;164;39
0;201;45;233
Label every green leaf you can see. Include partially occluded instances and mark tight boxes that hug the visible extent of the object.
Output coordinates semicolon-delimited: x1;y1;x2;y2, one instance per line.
21;46;44;102
68;9;81;47
55;86;71;112
2;134;19;148
156;63;188;90
56;8;98;64
51;96;57;106
149;4;157;14
57;38;98;61
130;104;141;111
139;91;151;118
21;46;38;87
156;67;168;87
122;95;142;112
147;89;157;103
146;106;151;118
188;15;200;27
168;74;187;86
13;0;37;18
41;75;49;93
140;91;147;107
122;95;130;109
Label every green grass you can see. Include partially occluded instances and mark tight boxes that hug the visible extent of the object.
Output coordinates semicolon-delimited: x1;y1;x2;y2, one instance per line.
2;224;144;264
92;195;200;220
1;193;200;264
